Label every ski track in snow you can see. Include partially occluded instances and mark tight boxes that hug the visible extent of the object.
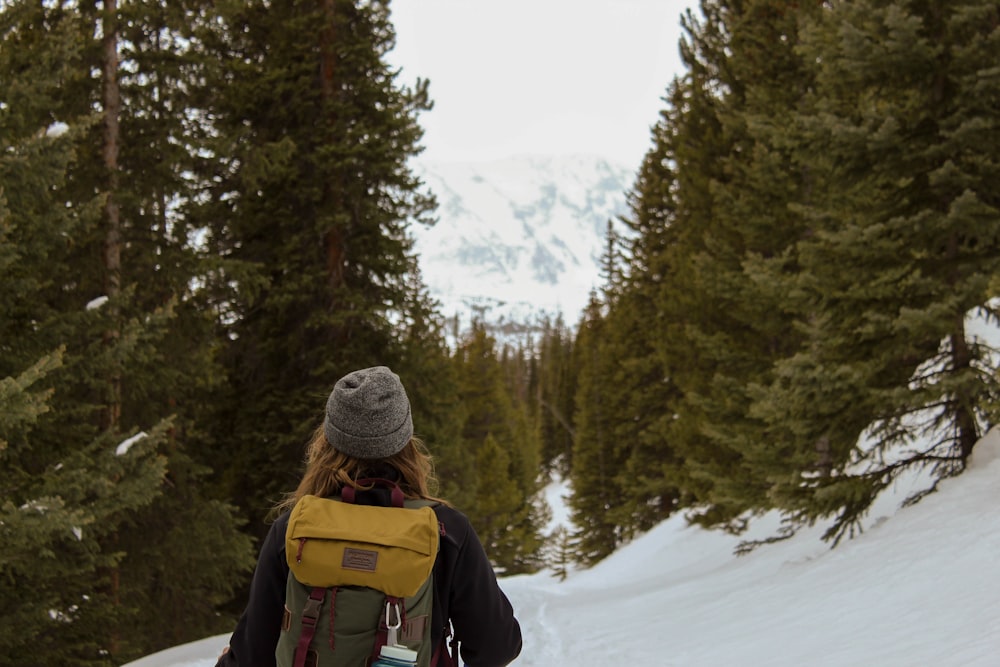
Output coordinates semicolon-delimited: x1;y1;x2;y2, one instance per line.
499;577;562;666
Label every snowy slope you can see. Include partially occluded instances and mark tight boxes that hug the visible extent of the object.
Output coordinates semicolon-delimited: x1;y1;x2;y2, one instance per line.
411;154;634;327
125;429;1000;667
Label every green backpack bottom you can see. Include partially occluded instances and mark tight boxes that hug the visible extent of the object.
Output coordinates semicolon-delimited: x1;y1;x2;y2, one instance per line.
275;575;435;667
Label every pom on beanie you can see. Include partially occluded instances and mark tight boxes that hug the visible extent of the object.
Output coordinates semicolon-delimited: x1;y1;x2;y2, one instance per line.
323;366;413;459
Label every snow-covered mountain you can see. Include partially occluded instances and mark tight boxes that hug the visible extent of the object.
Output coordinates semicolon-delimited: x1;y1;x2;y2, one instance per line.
410;154;636;330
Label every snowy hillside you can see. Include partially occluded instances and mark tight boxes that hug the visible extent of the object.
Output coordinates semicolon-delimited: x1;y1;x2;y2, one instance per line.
411;154;634;329
125;429;1000;667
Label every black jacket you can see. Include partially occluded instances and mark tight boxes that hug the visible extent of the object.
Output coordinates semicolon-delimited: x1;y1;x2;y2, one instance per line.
216;487;522;667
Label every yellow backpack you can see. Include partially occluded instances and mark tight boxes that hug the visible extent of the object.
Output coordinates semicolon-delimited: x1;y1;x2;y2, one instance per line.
275;481;441;667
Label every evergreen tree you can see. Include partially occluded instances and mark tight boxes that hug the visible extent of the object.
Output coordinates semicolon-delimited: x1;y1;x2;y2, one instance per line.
608;118;691;537
587;1;823;540
544;525;574;582
704;1;825;527
605;291;682;536
577;218;682;542
498;341;545;498
0;0;95;380
499;341;549;574
396;264;465;501
0;37;169;660
660;1;819;527
451;323;545;573
195;0;437;539
0;1;252;659
603;3;745;532
568;294;630;565
0;352;173;666
472;434;531;575
535;315;578;476
751;0;1000;544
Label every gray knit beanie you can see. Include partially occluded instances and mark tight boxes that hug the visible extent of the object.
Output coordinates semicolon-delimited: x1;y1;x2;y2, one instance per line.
323;366;413;459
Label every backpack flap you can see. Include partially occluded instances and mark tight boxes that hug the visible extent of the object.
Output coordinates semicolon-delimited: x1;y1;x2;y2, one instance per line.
285;494;439;598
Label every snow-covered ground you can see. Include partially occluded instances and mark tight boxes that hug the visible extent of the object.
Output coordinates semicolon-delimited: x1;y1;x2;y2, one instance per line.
125;429;1000;667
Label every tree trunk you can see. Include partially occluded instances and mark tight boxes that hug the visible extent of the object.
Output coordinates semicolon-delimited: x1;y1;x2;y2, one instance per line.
944;219;978;462
101;0;122;435
320;0;346;293
100;0;122;657
949;323;978;462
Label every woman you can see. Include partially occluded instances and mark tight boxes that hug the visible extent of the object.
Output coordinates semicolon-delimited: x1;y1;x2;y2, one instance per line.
216;366;522;667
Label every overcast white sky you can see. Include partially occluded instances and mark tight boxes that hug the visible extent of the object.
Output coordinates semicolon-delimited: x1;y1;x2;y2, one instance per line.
387;0;695;167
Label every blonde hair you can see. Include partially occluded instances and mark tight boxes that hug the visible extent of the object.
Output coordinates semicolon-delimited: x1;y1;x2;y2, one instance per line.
274;425;445;515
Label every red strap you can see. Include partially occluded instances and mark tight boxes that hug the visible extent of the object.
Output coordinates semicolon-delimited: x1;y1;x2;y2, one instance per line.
431;625;459;667
293;587;327;667
430;635;443;667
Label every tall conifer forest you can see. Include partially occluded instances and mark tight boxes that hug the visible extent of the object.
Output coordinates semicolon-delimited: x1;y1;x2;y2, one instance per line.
1;1;998;663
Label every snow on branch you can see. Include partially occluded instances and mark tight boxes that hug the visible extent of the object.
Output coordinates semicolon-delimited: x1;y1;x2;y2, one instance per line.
115;431;147;456
86;295;109;311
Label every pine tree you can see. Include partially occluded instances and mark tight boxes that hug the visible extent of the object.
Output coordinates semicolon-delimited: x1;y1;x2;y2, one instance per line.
0;352;173;666
678;0;825;528
472;434;530;575
0;49;170;660
544;525;574;582
395;263;465;502
568;294;630;565
1;1;253;659
451;323;545;573
751;0;1000;544
604;111;694;536
594;1;825;537
500;341;549;574
574;217;683;541
195;0;437;539
605;3;747;531
535;315;578;476
498;341;545;499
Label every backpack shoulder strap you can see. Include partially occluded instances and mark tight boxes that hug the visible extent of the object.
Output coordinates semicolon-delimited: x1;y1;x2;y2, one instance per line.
341;477;405;506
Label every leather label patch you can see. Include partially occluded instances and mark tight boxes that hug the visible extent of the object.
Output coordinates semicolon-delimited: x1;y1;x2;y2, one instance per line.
282;605;291;632
342;548;378;572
